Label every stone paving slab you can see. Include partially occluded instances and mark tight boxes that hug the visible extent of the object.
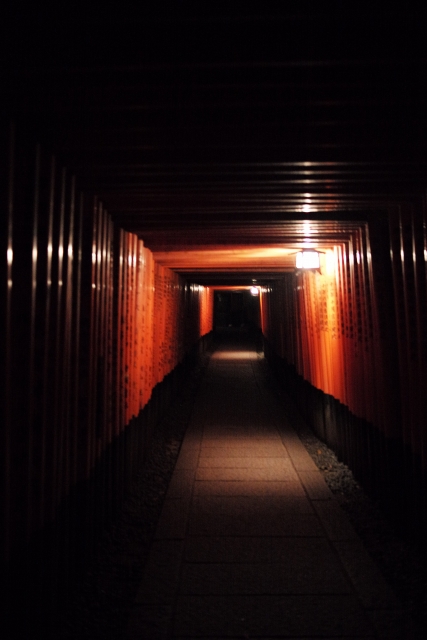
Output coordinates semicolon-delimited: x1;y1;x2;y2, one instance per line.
195;465;300;482
193;479;307;497
298;470;335;500
285;445;320;471
128;341;405;639
172;594;375;637
197;456;294;468
165;469;195;499
174;449;200;470
333;538;401;610
200;432;284;442
190;494;316;519
199;445;289;457
188;509;325;537
184;536;273;564
200;434;274;442
312;499;361;541
175;438;201;453
146;539;184;566
154;498;191;539
179;558;353;595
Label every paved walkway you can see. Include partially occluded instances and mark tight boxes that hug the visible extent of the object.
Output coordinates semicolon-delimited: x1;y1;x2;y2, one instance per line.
128;333;416;639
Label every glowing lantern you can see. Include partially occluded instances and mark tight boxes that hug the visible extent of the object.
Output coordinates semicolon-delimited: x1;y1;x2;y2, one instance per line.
295;250;320;270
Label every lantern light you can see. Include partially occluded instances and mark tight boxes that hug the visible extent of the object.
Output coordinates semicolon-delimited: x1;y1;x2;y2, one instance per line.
296;250;320;270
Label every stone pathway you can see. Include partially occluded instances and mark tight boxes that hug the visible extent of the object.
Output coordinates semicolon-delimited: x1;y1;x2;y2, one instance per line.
128;338;418;638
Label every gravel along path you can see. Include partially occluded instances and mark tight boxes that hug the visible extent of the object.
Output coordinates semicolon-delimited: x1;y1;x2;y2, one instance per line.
261;357;427;635
297;426;427;632
55;351;427;638
55;354;210;639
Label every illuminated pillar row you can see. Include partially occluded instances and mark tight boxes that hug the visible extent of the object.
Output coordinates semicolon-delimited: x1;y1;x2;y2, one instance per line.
260;235;388;435
260;212;427;535
1;132;214;570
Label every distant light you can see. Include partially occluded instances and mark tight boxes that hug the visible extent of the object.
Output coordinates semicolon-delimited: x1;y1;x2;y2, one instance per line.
296;250;320;270
250;286;260;296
